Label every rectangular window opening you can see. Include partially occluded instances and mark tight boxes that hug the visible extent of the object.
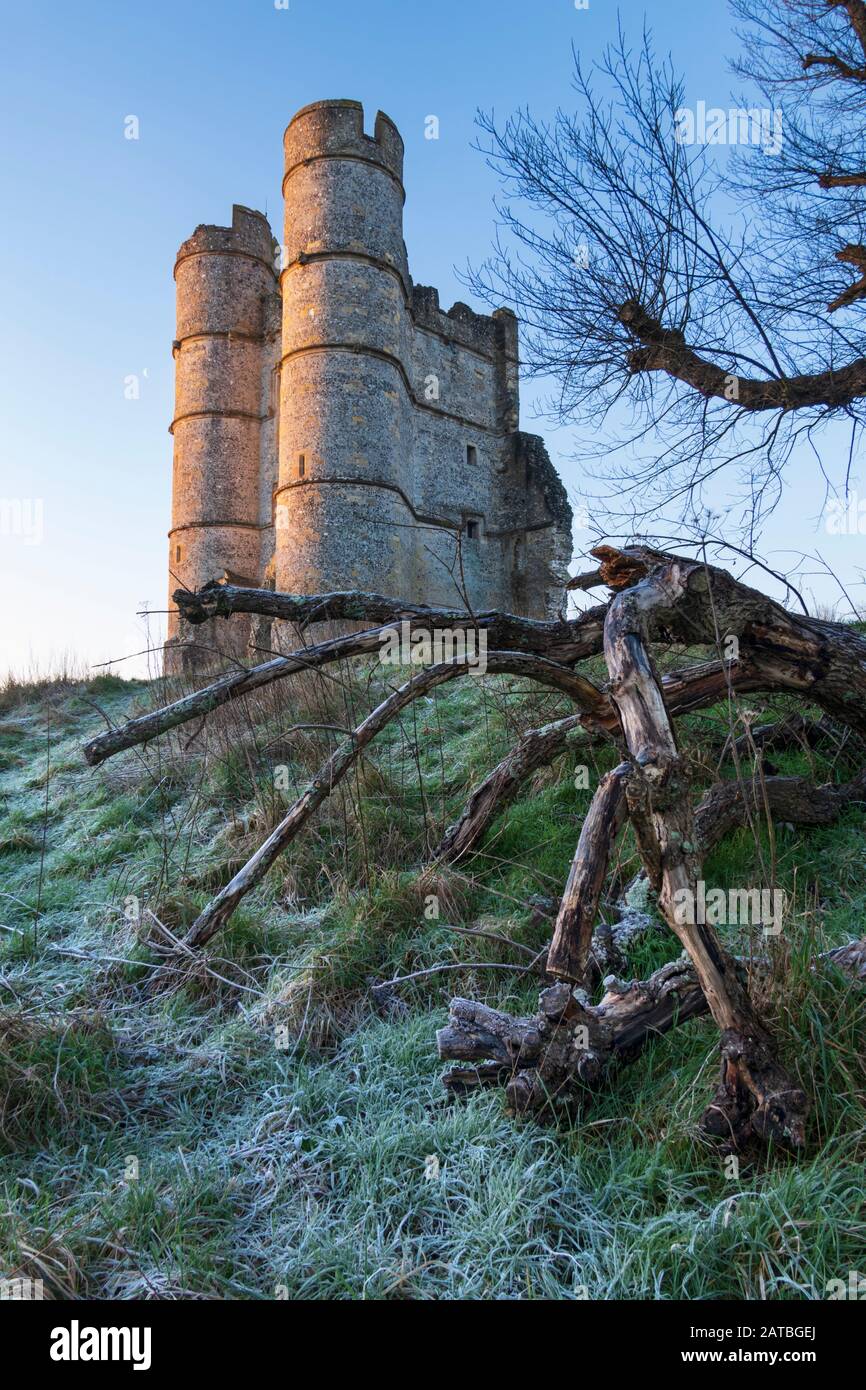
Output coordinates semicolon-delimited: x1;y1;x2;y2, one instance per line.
298;454;306;477
466;520;479;541
466;444;478;467
175;544;181;563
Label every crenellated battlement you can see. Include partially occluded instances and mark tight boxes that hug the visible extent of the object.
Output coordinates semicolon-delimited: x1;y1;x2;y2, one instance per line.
411;286;519;360
283;100;404;188
174;205;275;277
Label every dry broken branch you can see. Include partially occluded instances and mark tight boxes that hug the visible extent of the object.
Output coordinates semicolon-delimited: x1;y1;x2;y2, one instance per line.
435;714;585;863
546;763;630;985
84;592;607;767
438;963;709;1110
180;651;610;949
439;938;865;1112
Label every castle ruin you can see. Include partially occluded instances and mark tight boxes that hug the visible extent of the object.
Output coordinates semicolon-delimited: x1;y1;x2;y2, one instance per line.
166;101;573;668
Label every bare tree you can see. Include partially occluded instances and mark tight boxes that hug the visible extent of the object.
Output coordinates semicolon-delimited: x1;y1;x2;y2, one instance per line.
467;2;866;538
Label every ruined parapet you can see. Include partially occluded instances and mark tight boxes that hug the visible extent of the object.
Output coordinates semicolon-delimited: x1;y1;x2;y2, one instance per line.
406;291;572;615
167;204;278;671
405;291;527;609
509;433;573;619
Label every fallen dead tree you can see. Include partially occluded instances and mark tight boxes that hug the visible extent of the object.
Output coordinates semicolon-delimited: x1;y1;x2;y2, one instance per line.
83;545;866;1150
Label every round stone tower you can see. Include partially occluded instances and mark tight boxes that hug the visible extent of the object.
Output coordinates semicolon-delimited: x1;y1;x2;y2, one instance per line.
167;204;277;668
276;101;415;598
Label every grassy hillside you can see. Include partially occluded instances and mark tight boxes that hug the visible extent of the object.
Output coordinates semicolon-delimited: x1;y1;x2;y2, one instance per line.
0;659;864;1300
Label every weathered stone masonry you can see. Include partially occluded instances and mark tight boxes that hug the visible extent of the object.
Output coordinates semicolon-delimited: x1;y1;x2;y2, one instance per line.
167;101;572;668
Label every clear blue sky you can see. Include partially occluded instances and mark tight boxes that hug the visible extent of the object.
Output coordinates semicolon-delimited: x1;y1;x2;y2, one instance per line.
0;0;859;678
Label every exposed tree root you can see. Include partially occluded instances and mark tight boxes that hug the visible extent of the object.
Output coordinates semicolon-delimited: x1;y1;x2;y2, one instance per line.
438;965;709;1112
439;940;864;1129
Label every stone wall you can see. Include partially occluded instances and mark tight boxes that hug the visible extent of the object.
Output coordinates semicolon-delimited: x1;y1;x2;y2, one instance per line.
166;102;573;670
